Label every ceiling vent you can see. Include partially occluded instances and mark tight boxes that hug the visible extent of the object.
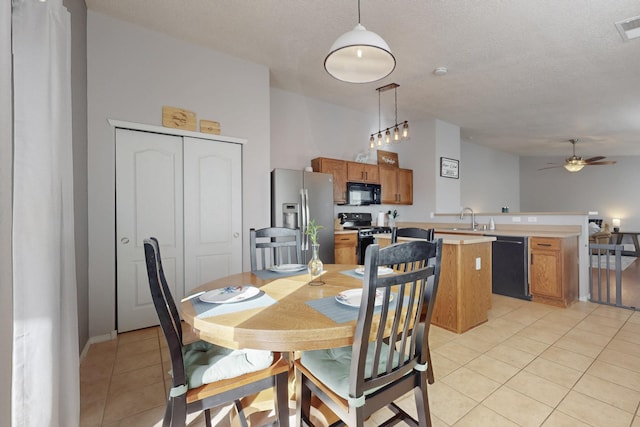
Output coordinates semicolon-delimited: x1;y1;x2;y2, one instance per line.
615;16;640;41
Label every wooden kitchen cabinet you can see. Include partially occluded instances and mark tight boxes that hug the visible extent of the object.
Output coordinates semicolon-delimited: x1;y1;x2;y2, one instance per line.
334;231;357;264
529;236;578;307
311;157;347;204
379;165;413;205
346;161;379;183
378;234;493;333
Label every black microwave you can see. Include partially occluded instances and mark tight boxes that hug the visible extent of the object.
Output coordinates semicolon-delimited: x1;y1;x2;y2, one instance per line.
346;182;381;205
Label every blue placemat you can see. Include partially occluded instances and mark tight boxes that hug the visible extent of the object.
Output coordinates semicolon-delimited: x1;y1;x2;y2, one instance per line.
340;269;364;280
306;293;397;324
253;269;307;280
191;292;276;319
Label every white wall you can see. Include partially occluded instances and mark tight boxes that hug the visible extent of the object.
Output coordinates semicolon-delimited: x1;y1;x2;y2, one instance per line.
87;11;271;336
434;120;461;213
461;140;520;212
520;156;640;230
1;0;13;422
270;88;444;222
270;88;373;169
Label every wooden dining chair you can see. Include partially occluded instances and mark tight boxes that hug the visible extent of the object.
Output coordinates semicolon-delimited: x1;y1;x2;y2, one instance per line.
250;227;303;271
391;227;435;244
294;239;443;427
144;237;290;427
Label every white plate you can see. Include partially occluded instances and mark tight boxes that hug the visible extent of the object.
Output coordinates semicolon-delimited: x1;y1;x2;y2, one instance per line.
335;289;392;308
269;263;307;273
199;286;260;304
354;266;394;276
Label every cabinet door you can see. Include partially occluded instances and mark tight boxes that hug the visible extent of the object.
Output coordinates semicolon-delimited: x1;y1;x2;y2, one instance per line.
116;129;184;332
397;168;413;205
530;250;562;299
312;158;347;203
183;137;242;294
379;165;398;204
334;233;357;264
347;162;379;183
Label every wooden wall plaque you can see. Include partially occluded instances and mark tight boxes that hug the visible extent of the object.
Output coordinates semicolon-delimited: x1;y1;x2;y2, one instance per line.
377;150;399;167
162;106;196;131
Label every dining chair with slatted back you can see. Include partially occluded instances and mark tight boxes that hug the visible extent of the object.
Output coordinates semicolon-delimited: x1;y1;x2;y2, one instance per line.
295;239;443;427
391;227;435;244
144;237;290;427
250;227;303;271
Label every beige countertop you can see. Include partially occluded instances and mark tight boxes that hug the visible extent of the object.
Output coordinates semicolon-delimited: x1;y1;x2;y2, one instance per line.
376;233;496;245
335;228;579;239
433;228;580;239
334;229;357;234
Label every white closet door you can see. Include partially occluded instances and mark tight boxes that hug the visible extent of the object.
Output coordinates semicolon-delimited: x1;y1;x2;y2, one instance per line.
183;137;242;294
116;129;184;332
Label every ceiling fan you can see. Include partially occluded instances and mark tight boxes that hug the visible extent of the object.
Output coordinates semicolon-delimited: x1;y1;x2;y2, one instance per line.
538;139;616;172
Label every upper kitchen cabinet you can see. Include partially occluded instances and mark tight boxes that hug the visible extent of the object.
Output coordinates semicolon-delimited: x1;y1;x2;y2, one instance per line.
311;157;347;204
379;165;413;205
346;161;379;184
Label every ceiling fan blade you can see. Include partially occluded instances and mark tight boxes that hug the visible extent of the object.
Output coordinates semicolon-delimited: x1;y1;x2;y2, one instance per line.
584;156;606;163
537;165;564;170
584;161;616;166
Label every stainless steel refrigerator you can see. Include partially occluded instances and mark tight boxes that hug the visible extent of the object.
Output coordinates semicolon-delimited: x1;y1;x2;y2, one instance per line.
271;169;335;263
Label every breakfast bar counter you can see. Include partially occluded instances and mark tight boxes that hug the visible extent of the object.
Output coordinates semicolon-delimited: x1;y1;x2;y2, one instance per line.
376;233;495;333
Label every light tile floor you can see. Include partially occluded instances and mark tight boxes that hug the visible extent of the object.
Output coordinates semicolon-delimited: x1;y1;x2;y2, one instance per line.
80;295;640;426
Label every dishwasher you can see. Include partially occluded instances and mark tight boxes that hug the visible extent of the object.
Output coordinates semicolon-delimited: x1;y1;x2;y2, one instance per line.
486;235;531;300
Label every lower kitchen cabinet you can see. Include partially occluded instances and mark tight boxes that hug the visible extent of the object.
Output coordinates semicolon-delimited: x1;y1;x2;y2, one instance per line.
334;231;357;264
529;236;578;307
378;234;493;333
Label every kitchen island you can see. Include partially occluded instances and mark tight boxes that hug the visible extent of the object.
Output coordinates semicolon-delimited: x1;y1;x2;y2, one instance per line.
376;233;495;334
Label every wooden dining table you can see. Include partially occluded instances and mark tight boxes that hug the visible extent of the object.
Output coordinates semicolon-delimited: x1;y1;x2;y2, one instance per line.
181;264;368;352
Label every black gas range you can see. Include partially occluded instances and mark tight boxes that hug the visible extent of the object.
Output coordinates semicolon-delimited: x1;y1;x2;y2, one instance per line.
339;212;392;264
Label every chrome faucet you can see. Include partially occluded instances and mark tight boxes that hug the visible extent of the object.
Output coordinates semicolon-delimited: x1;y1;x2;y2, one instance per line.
460;207;477;230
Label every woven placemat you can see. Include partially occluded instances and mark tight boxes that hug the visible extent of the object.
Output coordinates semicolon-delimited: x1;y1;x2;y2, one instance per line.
253;269;307;280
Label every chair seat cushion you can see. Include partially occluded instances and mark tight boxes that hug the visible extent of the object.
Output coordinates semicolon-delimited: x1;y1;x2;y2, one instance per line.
300;342;396;400
183;340;273;389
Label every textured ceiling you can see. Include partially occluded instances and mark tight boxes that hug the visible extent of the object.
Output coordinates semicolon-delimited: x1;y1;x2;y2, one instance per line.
85;0;640;157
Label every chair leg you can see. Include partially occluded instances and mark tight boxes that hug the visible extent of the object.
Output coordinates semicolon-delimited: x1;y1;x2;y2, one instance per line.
413;375;432;427
234;400;250;427
426;348;435;385
296;373;312;426
204;409;212;427
275;371;290;427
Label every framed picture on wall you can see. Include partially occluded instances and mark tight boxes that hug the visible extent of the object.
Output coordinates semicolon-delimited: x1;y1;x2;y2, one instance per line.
440;157;459;179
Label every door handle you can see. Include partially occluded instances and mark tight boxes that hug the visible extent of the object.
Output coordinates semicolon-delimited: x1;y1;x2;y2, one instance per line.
233;232;239;238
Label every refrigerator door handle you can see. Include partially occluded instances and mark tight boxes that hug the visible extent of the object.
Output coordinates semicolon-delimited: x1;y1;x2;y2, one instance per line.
303;188;311;251
300;188;308;250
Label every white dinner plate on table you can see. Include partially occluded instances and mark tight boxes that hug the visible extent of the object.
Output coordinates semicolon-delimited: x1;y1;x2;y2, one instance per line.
269;263;307;273
199;286;260;304
354;266;394;276
335;289;392;308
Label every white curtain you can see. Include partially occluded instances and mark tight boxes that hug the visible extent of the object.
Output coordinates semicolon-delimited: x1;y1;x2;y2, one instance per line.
12;1;80;426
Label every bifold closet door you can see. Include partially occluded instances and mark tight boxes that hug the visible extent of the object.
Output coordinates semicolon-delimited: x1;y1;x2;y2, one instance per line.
183;137;242;294
116;128;184;332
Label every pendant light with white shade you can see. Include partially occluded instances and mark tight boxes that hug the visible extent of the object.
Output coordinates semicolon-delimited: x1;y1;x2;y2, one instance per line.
324;0;396;83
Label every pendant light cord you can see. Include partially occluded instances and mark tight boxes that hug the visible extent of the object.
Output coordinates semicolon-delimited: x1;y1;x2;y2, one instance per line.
358;0;361;24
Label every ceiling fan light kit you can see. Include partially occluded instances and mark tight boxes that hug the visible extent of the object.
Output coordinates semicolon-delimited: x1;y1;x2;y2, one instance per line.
325;0;395;83
538;138;616;172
